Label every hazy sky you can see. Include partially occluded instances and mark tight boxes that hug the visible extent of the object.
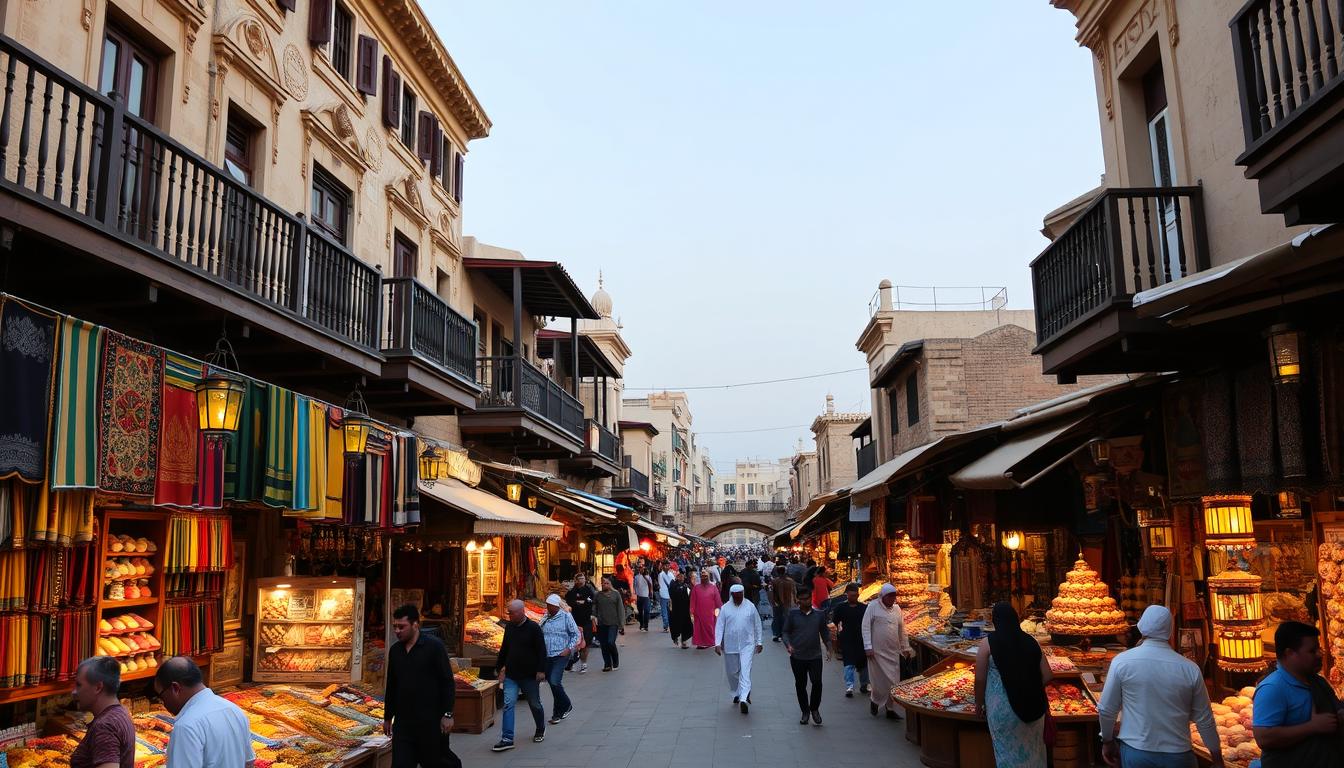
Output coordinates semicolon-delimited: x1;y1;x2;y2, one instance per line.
428;3;1103;469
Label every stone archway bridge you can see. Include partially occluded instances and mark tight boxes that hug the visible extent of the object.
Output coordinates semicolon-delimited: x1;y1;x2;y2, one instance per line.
688;503;790;540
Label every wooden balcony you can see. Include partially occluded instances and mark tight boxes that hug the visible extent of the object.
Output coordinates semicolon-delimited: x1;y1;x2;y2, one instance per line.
1231;0;1344;223
458;355;585;456
371;276;479;414
1030;187;1209;378
0;33;382;379
611;465;662;512
561;419;622;478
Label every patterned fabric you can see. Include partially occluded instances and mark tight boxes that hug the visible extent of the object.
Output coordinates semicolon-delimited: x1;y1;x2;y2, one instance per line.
50;317;103;488
392;434;420;527
27;487;95;546
195;435;225;509
262;384;295;508
155;352;201;507
223;379;266;502
98;331;163;496
985;659;1047;768
290;395;319;513
0;297;59;482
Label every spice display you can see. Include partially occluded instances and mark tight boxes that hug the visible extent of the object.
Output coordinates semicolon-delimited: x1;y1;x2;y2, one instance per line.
891;662;976;713
1045;680;1096;716
465;613;505;652
1190;688;1260;767
1044;556;1126;636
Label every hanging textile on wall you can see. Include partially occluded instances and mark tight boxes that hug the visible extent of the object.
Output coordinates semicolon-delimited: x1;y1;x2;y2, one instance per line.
195;435;225;510
50;316;103;488
290;395;320;513
98;331;163;496
160;598;223;656
392;434;420;526
26;486;95;546
262;385;295;508
0;296;59;483
322;406;344;521
306;399;327;516
156;352;202;507
224;379;267;502
165;515;234;573
342;455;365;526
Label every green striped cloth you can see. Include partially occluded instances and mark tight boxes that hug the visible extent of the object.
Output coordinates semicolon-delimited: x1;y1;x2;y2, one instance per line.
50;317;103;488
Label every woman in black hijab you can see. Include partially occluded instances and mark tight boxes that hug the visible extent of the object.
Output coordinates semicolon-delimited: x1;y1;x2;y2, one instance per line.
973;602;1052;767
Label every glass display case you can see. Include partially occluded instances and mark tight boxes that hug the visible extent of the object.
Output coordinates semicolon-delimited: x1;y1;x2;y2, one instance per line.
253;576;365;683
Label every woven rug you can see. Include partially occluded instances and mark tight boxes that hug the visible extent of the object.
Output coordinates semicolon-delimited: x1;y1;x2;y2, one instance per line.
0;297;59;483
98;331;163;496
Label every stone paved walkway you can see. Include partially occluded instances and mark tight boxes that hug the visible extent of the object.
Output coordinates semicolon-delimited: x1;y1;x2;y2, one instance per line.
448;613;925;768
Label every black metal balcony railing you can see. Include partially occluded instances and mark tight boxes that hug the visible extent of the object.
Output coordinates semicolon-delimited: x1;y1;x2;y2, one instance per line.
586;419;620;463
620;466;650;496
476;356;584;440
1231;0;1344;148
382;277;477;382
857;441;878;478
1030;187;1208;346
0;34;379;350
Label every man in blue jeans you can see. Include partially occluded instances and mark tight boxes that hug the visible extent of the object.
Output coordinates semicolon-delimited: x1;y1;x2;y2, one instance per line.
538;594;580;726
657;562;676;632
492;600;547;752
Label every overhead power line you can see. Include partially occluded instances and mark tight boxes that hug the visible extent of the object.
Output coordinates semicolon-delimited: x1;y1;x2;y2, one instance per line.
625;367;866;392
697;424;810;435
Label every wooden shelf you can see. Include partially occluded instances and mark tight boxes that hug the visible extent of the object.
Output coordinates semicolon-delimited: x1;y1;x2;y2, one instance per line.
0;678;74;706
101;596;159;610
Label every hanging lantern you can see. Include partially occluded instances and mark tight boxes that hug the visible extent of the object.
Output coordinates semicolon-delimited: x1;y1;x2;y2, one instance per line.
419;446;442;483
482;539;494;551
342;389;375;457
195;336;246;437
1208;566;1267;673
506;482;523;503
465;540;478;552
1277;490;1303;519
1136;507;1172;528
1266;324;1303;384
527;495;539;510
1202;494;1255;550
1001;530;1024;551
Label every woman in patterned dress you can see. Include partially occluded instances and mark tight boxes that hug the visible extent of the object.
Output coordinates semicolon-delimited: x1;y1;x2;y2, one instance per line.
973;602;1052;767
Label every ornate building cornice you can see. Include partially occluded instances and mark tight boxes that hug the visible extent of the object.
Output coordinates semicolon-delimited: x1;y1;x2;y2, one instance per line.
375;0;491;140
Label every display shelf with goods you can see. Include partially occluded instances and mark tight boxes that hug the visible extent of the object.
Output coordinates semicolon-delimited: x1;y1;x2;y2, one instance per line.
889;535;930;609
253;577;366;684
1314;513;1344;694
95;510;169;683
1190;687;1261;768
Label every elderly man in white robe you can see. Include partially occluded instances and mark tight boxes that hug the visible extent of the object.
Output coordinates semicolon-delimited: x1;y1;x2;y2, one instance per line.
715;583;763;714
862;582;914;719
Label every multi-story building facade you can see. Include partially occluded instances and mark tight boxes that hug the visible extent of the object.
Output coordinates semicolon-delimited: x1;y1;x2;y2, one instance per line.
622;391;695;526
810;395;867;494
692;439;714;507
788;444;819;518
1035;0;1344;381
855;282;1110;465
713;459;789;511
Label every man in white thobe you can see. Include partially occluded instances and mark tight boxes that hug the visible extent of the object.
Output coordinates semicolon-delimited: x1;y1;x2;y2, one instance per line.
862;583;913;719
715;583;763;714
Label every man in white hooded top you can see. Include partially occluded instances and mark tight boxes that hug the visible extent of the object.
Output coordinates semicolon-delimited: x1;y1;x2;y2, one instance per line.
862;582;914;719
715;583;763;714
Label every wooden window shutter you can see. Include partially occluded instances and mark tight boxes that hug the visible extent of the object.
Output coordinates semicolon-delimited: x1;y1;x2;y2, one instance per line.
308;0;332;44
381;56;400;128
416;111;434;162
356;35;378;96
277;0;296;11
453;151;464;202
430;124;444;177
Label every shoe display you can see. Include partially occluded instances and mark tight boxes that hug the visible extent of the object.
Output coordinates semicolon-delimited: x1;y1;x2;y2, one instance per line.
491;741;514;752
811;710;823;725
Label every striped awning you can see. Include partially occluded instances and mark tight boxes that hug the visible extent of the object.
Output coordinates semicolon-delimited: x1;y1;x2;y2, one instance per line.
419;478;563;539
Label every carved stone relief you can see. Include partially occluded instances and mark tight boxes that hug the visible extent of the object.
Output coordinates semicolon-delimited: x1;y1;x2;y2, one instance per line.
283;44;308;100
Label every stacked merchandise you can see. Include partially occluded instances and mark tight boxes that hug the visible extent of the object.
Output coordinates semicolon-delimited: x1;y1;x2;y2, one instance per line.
96;612;160;674
1190;687;1260;767
891;661;976;713
464;614;505;652
1315;542;1344;692
1043;556;1127;636
452;666;494;692
159;515;228;658
160;599;223;657
0;610;95;688
889;535;929;609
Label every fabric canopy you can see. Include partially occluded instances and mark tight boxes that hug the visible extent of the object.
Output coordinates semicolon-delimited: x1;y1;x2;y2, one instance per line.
949;417;1089;490
625;525;640;551
566;487;634;512
630;516;685;546
849;422;1002;505
528;484;618;523
419;478;563;539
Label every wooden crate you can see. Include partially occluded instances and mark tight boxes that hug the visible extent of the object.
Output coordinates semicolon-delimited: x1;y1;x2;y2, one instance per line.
452;682;498;735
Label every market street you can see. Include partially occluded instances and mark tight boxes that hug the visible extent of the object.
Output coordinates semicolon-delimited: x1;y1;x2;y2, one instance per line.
451;619;923;768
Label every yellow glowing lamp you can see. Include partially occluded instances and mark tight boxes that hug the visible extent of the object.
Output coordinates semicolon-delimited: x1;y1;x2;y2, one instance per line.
640;540;652;553
579;542;587;550
1001;530;1024;551
1216;631;1267;673
465;540;478;552
1267;324;1302;384
1202;494;1255;550
506;482;523;503
1147;525;1175;558
483;539;494;551
195;373;246;437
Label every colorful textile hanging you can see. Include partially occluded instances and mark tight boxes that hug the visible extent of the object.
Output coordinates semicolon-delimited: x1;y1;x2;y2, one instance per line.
165;514;233;573
0;608;95;688
224;379;267;502
165;571;224;599
342;455;365;526
155;352;201;507
0;297;59;483
98;331;164;496
308;399;327;516
392;434;420;526
262;385;295;508
195;435;226;509
160;598;223;656
26;487;95;546
322;407;344;520
50;316;103;487
291;395;315;512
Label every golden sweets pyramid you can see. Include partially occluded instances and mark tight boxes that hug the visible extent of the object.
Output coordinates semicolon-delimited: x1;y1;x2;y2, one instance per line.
1044;555;1127;636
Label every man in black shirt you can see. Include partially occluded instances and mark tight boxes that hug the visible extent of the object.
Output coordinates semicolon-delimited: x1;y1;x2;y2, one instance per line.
564;573;597;673
492;599;547;752
384;604;459;768
739;560;763;608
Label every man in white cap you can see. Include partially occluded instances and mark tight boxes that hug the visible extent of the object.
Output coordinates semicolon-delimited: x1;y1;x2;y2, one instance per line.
1097;605;1223;768
715;583;763;714
538;594;580;726
862;582;913;719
